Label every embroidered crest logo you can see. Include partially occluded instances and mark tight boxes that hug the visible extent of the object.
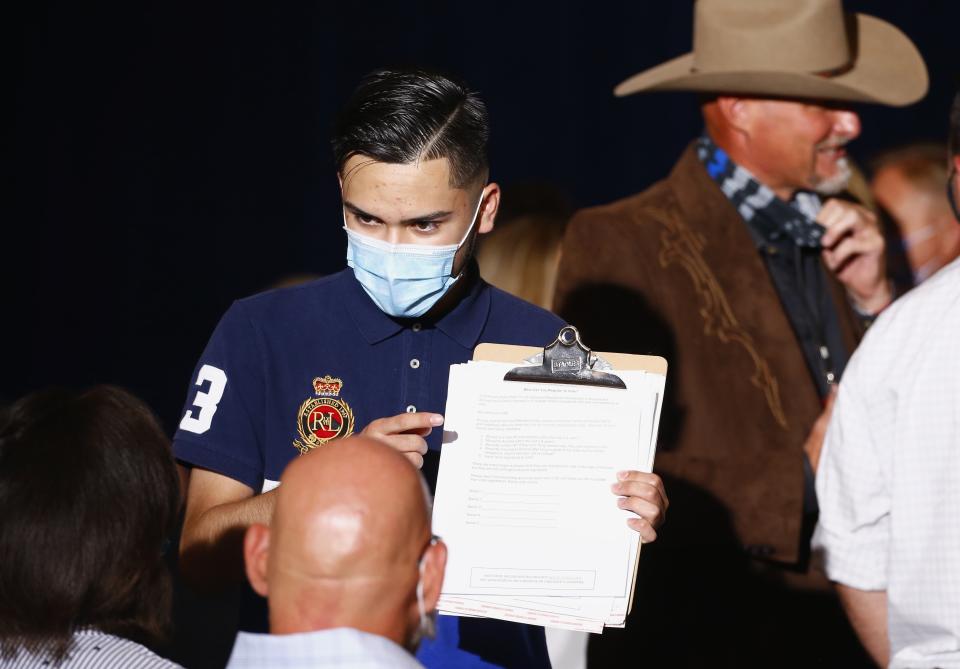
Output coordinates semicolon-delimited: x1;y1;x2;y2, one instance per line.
293;375;355;454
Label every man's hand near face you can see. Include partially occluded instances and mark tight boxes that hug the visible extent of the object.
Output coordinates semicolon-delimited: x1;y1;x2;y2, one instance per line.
361;412;442;469
817;199;893;314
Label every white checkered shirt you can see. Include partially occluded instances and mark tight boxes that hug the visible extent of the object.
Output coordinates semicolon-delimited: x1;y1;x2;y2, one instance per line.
225;627;424;669
1;630;182;668
813;257;960;668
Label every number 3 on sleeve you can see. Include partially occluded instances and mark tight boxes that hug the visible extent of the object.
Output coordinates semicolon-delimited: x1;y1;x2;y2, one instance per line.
179;364;228;434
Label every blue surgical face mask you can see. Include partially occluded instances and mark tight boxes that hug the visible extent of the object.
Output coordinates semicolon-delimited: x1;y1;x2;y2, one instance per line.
898;223;944;284
899;223;938;252
345;194;484;318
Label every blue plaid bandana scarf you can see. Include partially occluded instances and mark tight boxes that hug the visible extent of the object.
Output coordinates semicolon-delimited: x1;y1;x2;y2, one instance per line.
697;136;826;248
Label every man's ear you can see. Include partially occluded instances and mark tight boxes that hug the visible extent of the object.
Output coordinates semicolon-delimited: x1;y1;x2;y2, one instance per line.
716;96;752;136
477;183;501;236
420;539;449;613
244;523;271;598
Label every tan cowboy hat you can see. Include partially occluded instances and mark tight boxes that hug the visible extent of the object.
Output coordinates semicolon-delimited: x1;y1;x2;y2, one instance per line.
615;0;928;106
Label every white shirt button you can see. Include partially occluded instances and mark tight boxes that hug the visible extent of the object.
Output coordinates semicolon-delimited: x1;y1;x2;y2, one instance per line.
412;323;422;332
410;358;420;369
406;405;417;413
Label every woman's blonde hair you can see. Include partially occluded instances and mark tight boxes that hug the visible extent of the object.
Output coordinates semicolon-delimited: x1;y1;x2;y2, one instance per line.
477;214;567;310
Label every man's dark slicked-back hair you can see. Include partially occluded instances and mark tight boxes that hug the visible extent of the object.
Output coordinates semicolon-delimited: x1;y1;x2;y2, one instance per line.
333;68;489;189
0;386;180;665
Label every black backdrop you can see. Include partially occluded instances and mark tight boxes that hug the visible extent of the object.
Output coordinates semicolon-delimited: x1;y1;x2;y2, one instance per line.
9;1;959;429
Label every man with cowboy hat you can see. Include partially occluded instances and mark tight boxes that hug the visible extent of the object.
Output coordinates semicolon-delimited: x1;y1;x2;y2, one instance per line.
554;0;927;665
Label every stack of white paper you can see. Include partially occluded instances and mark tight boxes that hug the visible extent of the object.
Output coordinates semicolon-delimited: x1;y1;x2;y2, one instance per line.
432;360;665;633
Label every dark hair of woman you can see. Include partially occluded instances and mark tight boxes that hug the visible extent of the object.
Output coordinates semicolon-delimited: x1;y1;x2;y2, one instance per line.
0;386;181;664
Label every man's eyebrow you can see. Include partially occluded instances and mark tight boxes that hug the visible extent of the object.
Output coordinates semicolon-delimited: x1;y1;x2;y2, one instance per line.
400;210;454;224
343;201;454;225
343;201;382;222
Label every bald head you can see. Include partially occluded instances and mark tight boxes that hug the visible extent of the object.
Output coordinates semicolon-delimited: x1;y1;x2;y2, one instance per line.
244;436;446;649
273;435;431;582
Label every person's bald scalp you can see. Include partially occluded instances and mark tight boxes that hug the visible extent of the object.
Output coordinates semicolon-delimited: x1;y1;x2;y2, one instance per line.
265;436;432;636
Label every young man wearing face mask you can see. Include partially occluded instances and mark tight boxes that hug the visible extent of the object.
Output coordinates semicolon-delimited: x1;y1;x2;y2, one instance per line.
174;68;669;669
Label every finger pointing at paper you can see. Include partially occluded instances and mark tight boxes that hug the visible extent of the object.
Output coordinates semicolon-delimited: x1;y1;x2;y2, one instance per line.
361;412;442;469
612;470;669;543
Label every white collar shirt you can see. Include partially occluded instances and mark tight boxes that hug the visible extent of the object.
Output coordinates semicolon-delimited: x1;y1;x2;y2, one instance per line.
225;627;424;669
2;629;182;668
813;257;960;668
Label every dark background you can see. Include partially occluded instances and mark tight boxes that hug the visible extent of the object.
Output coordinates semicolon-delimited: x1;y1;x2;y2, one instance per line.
9;1;959;429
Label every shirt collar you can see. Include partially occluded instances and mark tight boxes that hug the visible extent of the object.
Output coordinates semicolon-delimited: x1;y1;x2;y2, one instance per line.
228;628;423;668
742;192;825;250
341;270;405;345
433;265;491;350
341;266;491;349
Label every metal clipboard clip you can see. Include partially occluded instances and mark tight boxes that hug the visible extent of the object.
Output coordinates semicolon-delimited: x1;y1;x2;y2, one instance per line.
503;326;626;389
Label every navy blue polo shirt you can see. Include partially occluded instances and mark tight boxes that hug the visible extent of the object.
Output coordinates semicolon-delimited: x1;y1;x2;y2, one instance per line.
174;267;562;669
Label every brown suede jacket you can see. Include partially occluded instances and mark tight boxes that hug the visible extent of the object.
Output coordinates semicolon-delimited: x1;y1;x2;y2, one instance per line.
555;143;862;565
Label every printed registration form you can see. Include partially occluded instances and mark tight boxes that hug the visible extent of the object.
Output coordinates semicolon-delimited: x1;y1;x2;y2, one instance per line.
432;337;666;633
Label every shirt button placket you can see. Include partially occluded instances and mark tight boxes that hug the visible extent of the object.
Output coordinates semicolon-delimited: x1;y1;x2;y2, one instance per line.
403;324;426;416
410;326;429;422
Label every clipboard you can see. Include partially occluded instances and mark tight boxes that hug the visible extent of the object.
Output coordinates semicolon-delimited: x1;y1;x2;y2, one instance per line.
472;325;668;621
476;325;667;379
